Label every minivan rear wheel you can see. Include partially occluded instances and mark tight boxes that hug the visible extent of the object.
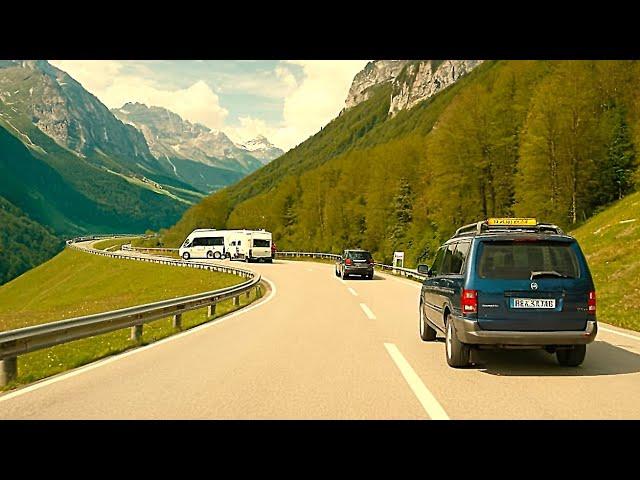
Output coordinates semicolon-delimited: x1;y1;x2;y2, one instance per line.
556;345;586;367
419;305;437;341
445;316;470;368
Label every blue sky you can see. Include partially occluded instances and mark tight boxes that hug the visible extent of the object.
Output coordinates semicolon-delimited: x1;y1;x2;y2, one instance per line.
50;60;368;150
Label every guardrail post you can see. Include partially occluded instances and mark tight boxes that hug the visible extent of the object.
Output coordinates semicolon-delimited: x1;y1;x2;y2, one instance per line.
172;313;182;330
0;357;18;386
256;284;261;297
245;289;251;299
208;304;216;317
130;324;143;342
233;296;240;306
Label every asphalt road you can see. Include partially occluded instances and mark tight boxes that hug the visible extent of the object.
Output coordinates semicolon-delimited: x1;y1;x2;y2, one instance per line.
2;247;640;419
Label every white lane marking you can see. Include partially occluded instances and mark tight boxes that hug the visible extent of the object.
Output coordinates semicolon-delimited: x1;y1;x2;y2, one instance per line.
306;268;313;272
334;275;346;285
384;343;449;420
360;303;376;320
600;326;640;342
348;287;358;297
0;277;277;403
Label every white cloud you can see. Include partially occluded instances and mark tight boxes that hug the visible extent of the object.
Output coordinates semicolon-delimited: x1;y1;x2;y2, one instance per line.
227;60;369;150
50;60;228;129
214;68;299;99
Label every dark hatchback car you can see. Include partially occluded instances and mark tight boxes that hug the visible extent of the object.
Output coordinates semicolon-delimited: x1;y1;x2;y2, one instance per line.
417;218;597;368
335;249;374;279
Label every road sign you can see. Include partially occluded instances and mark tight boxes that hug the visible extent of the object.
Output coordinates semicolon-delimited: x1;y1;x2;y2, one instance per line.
393;251;404;268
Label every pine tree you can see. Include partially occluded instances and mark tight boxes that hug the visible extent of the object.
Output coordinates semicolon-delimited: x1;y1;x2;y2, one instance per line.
607;109;636;200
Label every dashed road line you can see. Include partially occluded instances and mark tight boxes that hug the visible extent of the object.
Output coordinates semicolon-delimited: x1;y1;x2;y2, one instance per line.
360;303;376;320
384;343;449;420
348;287;358;297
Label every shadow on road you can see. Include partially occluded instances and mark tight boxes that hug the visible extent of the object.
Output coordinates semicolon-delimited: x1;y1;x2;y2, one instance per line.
472;341;640;377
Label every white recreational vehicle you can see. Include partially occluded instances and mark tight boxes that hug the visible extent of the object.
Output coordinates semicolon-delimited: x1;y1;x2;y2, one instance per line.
179;229;232;260
227;229;273;263
179;228;273;262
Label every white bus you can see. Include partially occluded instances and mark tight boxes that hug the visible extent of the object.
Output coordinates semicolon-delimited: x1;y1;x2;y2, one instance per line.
179;229;233;260
227;229;273;263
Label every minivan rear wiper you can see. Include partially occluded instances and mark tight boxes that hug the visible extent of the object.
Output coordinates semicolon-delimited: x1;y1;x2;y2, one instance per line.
530;270;571;280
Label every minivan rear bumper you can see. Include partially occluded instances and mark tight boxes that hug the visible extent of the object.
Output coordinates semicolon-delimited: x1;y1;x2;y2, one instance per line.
451;314;597;346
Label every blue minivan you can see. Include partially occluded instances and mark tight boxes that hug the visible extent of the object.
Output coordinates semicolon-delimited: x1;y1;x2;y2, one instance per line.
417;219;597;368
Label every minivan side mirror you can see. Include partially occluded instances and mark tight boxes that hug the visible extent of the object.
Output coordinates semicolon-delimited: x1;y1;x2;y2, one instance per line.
417;264;430;275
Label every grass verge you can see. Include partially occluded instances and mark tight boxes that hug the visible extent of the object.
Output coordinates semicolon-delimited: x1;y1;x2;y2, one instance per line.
572;191;640;332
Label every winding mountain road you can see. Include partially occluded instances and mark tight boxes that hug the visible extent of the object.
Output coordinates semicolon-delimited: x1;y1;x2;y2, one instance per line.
2;243;640;419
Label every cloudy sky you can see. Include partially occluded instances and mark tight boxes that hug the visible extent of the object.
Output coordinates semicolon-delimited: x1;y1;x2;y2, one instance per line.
49;60;369;151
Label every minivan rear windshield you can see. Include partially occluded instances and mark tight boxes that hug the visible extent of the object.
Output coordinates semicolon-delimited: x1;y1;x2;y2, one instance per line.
349;251;372;260
253;239;270;247
477;241;580;280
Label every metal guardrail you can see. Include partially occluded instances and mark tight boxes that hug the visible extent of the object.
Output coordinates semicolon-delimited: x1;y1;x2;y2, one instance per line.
275;251;427;281
122;244;179;254
276;251;341;261
0;237;262;386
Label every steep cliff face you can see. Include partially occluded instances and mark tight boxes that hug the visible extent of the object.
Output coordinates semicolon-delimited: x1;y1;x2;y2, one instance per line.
344;60;407;109
389;60;483;115
344;60;483;116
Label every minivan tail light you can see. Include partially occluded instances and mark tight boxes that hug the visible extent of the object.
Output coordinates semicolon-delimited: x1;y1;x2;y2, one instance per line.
345;258;352;266
461;289;478;314
588;290;596;314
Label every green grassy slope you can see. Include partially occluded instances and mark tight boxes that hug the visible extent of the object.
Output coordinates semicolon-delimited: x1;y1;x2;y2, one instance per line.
572;191;640;332
0;247;259;388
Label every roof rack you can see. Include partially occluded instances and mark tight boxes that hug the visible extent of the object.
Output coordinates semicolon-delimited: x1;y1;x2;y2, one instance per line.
453;220;564;238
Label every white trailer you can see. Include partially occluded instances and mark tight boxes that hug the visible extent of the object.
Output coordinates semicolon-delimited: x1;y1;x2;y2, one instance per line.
227;229;273;263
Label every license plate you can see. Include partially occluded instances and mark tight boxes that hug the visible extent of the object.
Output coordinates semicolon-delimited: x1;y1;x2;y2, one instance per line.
511;298;556;309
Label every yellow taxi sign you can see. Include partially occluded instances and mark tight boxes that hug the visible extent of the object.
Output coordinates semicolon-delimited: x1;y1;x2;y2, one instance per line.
487;218;537;226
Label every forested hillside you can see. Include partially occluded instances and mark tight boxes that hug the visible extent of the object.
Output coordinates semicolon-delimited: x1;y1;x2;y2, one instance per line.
0;196;63;284
161;61;640;265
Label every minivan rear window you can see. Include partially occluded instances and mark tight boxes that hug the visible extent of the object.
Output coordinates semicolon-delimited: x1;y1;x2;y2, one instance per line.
253;239;270;247
348;251;372;261
477;241;580;279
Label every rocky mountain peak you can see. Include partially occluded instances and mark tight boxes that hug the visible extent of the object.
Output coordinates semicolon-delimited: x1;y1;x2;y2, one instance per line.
111;103;282;168
240;135;284;164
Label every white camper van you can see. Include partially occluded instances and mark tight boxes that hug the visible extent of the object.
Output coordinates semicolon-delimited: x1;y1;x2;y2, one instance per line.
179;229;232;260
227;229;273;263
